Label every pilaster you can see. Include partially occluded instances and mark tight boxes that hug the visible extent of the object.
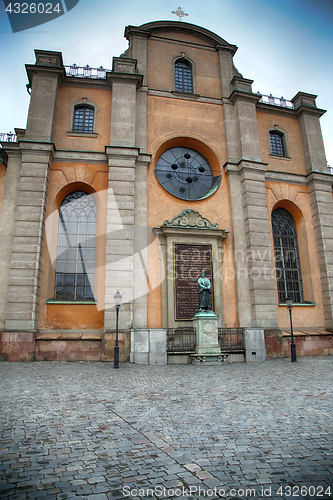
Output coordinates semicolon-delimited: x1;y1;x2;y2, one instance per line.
5;142;54;331
25;50;64;142
240;161;278;328
307;172;333;329
291;92;327;174
224;163;252;327
223;84;277;328
104;147;150;332
108;70;143;148
217;45;237;98
0;144;22;330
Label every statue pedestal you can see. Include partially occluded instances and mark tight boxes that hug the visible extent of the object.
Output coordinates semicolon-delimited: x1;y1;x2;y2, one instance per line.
191;311;223;363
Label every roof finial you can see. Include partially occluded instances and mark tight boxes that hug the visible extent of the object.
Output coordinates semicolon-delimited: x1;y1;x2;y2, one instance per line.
172;6;188;21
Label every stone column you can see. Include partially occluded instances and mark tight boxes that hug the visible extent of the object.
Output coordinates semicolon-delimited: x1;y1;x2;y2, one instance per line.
240;161;278;328
105;147;138;331
307;173;333;329
291;93;333;329
0;145;21;330
5;143;54;330
108;63;142;148
223;79;278;329
292;92;327;174
217;45;238;98
25;50;64;142
224;164;252;327
133;153;151;328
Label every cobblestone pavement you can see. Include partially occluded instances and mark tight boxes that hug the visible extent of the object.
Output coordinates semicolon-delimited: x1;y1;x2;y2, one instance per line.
0;358;333;500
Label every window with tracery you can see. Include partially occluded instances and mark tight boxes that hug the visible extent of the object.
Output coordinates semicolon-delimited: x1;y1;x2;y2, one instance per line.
54;190;96;301
271;208;303;303
175;59;193;93
73;105;94;133
269;131;285;157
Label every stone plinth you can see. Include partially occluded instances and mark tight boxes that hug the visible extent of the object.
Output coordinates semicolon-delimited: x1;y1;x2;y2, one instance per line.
130;328;167;365
244;328;266;362
192;311;221;359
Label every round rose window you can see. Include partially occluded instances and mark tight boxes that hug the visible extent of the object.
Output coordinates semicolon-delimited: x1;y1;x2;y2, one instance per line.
155;147;220;201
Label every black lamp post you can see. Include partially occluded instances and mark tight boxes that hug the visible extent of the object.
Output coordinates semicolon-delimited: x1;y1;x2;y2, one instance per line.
286;295;297;362
113;290;122;368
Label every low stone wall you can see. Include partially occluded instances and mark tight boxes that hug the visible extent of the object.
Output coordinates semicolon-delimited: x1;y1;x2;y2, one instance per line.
264;329;284;358
0;332;35;362
130;329;167;365
283;333;333;357
265;328;333;358
36;340;101;361
0;331;131;362
101;331;130;362
243;329;266;362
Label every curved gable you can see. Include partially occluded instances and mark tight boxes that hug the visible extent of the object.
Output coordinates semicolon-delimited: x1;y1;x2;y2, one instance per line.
125;21;237;55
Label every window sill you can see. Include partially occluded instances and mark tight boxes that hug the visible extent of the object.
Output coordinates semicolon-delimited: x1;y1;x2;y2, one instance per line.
172;91;199;99
269;154;291;160
67;132;98;138
279;302;316;307
46;299;97;305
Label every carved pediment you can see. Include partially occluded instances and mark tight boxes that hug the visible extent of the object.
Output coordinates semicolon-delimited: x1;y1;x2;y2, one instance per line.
163;210;218;229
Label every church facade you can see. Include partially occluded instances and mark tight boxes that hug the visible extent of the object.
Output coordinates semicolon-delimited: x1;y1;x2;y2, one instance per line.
1;20;333;362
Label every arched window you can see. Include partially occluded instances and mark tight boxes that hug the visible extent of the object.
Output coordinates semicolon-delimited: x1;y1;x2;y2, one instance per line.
54;190;97;301
271;208;303;303
174;59;193;93
269;131;285;157
73;104;94;133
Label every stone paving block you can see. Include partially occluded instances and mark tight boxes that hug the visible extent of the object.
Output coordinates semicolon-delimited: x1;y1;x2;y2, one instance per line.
0;359;333;498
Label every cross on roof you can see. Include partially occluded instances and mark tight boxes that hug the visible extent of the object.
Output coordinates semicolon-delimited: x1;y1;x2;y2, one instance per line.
172;6;188;21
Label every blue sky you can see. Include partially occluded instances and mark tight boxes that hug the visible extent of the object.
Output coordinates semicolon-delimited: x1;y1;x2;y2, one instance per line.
0;0;332;166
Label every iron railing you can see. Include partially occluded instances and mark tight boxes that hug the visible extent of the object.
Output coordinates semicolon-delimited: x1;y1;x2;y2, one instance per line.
0;132;17;143
167;327;244;353
167;327;196;353
218;328;244;351
259;94;294;109
64;64;110;79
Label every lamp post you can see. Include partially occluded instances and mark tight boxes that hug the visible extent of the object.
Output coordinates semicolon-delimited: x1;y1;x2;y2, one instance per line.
113;290;122;368
286;295;297;362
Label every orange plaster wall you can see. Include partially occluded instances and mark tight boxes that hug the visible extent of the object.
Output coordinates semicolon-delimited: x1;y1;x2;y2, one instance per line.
266;181;325;329
146;95;238;328
52;86;111;151
257;111;306;175
38;162;108;330
0;163;6;218
147;36;222;98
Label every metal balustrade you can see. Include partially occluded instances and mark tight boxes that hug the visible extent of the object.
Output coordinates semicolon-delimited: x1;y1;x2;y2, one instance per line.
64;64;110;79
258;93;294;109
218;328;244;351
0;132;17;143
166;327;245;353
167;328;196;353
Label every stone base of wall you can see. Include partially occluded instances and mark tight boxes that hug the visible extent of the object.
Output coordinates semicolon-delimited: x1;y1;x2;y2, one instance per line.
264;329;284;358
265;328;333;358
0;332;35;362
35;340;101;361
0;330;131;362
167;352;245;364
283;332;333;357
102;331;130;362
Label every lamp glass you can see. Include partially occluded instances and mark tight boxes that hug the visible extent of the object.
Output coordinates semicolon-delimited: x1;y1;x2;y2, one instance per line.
114;290;122;306
286;295;293;308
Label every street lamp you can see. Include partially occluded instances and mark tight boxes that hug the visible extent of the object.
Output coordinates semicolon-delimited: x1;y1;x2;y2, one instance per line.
113;290;122;368
286;295;297;362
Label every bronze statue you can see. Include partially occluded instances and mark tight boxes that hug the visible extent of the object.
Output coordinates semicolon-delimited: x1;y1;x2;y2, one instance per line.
198;270;211;311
